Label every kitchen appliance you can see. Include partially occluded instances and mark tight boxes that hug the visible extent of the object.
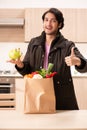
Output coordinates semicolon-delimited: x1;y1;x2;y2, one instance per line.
0;71;15;109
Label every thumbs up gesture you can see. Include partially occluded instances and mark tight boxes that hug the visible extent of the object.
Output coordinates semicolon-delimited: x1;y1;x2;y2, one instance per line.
65;47;81;66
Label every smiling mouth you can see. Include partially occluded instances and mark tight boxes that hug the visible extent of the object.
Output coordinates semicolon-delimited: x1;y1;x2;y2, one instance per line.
45;27;52;30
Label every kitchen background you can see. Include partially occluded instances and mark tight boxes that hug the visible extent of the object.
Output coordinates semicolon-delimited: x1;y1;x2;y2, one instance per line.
0;0;87;109
0;0;87;75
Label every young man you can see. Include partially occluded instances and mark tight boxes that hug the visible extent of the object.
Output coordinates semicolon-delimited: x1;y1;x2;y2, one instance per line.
9;8;87;110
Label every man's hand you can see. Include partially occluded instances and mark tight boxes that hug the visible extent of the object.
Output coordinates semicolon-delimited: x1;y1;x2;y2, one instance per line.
7;58;24;68
65;47;81;66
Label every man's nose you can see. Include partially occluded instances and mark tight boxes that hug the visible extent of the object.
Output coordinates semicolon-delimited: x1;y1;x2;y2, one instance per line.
47;20;51;25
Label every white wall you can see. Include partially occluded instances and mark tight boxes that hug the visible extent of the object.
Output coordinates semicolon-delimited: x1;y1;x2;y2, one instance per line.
0;42;28;71
0;0;87;8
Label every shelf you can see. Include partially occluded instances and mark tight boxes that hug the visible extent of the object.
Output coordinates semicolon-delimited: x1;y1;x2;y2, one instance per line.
0;18;24;26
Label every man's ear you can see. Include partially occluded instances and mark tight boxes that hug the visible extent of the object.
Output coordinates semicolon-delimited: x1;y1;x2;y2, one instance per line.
58;23;62;29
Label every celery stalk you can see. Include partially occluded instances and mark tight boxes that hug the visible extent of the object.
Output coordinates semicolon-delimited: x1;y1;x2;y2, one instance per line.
46;63;54;74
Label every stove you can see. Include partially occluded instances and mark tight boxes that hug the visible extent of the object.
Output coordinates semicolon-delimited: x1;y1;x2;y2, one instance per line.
0;70;16;74
0;70;21;77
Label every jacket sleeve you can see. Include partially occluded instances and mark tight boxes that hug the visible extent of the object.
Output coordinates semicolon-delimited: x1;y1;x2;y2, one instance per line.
74;47;87;73
15;40;33;76
67;41;87;73
15;62;31;76
75;58;87;73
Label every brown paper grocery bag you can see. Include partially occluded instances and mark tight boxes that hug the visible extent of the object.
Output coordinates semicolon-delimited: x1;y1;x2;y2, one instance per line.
24;77;56;114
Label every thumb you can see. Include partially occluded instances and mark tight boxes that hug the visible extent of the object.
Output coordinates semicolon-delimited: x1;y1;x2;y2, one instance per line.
70;47;75;56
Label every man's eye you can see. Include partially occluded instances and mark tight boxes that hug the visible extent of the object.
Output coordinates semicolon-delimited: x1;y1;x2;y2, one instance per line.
52;20;57;22
44;19;48;21
44;19;57;23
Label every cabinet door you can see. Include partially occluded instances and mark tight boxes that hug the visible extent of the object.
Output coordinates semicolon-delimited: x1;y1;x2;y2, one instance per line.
76;9;87;42
61;9;77;42
0;9;24;42
73;77;87;109
61;9;87;42
25;8;48;42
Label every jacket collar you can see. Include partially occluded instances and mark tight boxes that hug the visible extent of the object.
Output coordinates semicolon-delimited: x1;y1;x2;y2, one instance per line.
33;31;66;49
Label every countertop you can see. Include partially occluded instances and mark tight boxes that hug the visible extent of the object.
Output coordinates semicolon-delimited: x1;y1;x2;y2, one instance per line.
72;73;87;77
0;73;87;78
0;110;87;130
71;67;87;77
0;71;87;78
0;73;22;78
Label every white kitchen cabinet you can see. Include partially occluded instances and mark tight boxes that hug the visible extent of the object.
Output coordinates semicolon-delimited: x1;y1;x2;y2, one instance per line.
73;77;87;109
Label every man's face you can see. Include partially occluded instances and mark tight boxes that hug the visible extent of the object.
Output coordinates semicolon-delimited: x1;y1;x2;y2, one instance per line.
43;12;59;35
